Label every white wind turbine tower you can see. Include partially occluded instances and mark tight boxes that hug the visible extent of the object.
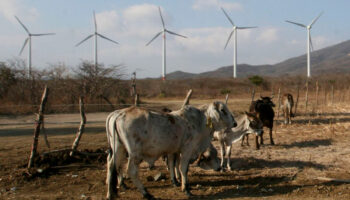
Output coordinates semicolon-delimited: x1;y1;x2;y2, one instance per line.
15;16;55;78
76;11;119;71
221;7;257;79
146;6;187;81
286;12;323;78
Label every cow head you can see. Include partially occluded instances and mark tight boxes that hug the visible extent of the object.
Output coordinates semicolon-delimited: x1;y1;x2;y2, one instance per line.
196;144;221;171
206;101;237;131
259;96;275;107
245;112;264;136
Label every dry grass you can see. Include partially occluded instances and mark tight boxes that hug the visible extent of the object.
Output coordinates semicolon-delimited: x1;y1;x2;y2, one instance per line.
1;98;350;199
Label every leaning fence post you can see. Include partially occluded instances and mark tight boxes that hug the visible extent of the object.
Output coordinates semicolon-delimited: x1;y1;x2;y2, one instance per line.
276;88;281;119
225;93;229;105
28;86;49;169
182;89;193;108
294;85;299;116
70;97;87;156
305;81;309;114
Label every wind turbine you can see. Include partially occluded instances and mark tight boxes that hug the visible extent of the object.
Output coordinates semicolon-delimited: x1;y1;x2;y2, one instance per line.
76;11;119;71
286;12;323;78
15;16;55;78
146;6;187;81
221;7;257;79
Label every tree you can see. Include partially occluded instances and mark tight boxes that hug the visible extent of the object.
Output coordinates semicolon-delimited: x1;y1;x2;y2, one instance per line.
0;62;16;98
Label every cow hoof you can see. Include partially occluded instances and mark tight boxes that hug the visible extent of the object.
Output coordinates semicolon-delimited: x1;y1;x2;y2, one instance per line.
185;190;193;197
143;192;155;200
172;180;180;187
271;141;275;145
118;182;128;190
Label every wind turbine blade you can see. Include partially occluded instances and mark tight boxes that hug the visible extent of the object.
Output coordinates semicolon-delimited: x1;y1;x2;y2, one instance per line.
221;7;234;26
15;16;30;34
19;38;29;55
237;26;258;29
93;11;97;31
165;30;187;38
31;33;55;36
158;7;165;28
97;33;119;44
145;31;163;46
224;30;234;49
75;34;94;47
309;33;314;51
285;20;307;28
310;11;324;27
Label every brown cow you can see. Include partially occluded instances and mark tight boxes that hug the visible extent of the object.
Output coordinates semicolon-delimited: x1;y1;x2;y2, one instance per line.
281;93;294;124
243;96;275;149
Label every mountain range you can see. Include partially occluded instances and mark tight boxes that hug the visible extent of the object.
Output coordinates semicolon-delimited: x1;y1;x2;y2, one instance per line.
167;40;350;79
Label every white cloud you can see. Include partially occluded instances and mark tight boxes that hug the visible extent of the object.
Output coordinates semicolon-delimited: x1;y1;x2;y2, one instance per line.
96;10;122;33
192;0;243;11
0;0;38;23
256;28;279;43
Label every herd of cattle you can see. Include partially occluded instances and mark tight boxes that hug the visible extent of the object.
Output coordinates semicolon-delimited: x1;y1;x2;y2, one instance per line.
104;93;295;199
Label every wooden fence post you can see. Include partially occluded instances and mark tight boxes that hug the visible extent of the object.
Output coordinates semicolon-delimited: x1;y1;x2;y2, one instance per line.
251;88;255;102
135;94;139;106
305;81;309;114
331;84;334;105
182;89;193;108
315;80;319;112
294;85;300;116
324;86;327;105
276;88;281;119
28;86;49;169
225;93;229;105
70;97;87;156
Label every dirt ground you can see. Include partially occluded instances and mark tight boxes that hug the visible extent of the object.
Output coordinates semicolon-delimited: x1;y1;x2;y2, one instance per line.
1;98;350;199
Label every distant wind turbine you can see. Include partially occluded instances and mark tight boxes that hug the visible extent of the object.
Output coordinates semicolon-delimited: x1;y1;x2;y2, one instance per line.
286;12;323;78
146;6;187;81
221;7;257;79
15;16;55;78
76;11;119;71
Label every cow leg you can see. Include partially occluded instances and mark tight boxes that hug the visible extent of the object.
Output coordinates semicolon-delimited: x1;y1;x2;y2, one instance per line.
269;127;275;145
246;134;250;146
116;144;127;190
260;132;264;145
219;140;225;169
226;144;232;171
179;156;192;197
289;108;292;124
106;149;117;200
167;153;180;187
175;154;181;183
127;156;153;200
240;135;245;146
255;135;260;150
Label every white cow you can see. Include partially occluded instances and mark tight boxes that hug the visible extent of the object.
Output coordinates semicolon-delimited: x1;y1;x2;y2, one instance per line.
214;112;263;171
106;102;236;199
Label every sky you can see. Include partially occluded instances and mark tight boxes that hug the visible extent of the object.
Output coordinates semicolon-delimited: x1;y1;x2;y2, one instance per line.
0;0;349;78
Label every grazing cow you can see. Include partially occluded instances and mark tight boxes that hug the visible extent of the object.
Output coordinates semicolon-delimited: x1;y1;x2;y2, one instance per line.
245;96;275;149
214;112;263;170
281;93;294;124
106;102;236;199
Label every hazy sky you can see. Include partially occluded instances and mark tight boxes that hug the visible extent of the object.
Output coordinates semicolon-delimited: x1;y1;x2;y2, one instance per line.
0;0;349;78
